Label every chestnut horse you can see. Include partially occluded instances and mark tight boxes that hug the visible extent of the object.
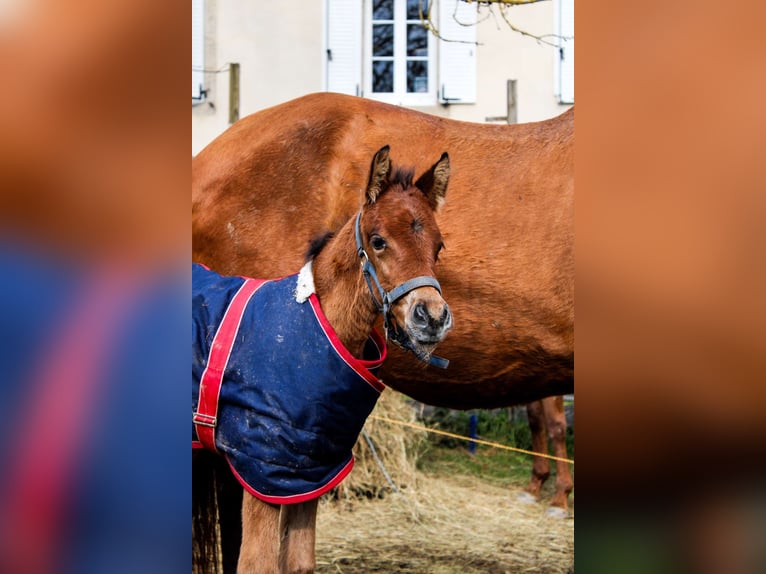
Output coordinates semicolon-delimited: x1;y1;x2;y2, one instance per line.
193;146;453;573
522;396;574;516
193;92;573;409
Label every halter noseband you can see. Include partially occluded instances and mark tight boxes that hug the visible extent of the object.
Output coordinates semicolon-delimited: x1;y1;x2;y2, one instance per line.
354;212;449;369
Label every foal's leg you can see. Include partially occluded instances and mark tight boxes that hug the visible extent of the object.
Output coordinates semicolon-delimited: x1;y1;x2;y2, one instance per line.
544;395;574;515
237;493;280;573
278;499;318;574
523;399;551;501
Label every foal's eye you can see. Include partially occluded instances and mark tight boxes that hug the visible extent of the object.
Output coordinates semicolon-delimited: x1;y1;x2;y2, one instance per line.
370;235;387;251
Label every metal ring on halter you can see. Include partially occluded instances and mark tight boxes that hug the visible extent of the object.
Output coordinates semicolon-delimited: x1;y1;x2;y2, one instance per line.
354;212;449;369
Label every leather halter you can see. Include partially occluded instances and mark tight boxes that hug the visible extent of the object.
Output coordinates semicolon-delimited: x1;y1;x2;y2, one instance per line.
354;212;449;369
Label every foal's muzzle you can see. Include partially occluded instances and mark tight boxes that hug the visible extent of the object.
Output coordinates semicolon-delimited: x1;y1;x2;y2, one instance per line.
354;212;450;368
408;300;453;344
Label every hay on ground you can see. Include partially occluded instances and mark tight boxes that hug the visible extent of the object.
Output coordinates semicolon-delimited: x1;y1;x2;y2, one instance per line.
318;392;574;573
336;390;426;499
317;473;574;574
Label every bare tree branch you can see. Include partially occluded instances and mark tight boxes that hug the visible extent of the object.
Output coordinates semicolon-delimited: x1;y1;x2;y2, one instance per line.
496;2;568;48
418;0;571;49
418;0;484;45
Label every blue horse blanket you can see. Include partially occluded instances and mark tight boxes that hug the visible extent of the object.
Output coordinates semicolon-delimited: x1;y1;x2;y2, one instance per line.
192;263;386;504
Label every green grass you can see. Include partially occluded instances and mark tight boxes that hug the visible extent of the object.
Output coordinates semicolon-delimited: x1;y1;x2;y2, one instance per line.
417;443;536;488
415;408;574;491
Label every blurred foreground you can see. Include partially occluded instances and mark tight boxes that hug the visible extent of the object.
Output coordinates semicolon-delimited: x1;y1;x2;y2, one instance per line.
0;2;187;573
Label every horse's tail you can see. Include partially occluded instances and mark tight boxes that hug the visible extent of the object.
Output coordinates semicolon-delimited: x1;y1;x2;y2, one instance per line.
192;450;243;574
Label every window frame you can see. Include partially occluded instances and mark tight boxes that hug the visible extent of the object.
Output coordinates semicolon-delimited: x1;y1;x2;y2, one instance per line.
364;0;437;106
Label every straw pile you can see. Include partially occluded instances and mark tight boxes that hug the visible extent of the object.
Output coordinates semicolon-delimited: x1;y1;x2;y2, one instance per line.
334;390;428;499
316;392;574;573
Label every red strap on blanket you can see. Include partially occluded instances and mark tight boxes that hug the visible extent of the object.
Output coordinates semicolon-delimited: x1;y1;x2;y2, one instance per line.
0;267;144;574
194;278;266;452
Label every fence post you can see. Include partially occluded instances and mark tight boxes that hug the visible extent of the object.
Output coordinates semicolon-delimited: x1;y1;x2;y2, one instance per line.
228;62;240;125
506;79;517;124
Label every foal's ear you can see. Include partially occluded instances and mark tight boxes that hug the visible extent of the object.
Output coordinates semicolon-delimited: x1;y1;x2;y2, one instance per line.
415;152;450;211
365;145;391;205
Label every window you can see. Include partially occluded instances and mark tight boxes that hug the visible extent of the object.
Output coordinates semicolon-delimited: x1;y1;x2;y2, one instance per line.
326;0;476;105
367;0;436;105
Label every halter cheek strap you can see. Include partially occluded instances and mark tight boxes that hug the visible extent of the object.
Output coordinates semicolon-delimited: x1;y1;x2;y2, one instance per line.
354;212;449;369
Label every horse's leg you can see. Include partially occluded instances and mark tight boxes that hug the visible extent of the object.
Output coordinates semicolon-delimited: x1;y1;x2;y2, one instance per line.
544;395;574;516
237;493;280;574
278;499;319;574
522;399;551;502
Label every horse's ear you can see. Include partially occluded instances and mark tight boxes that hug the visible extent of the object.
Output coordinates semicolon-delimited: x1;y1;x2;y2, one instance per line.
415;152;450;211
365;145;391;205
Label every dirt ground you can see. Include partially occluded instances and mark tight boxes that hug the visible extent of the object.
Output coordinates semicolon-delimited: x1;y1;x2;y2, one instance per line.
315;473;574;574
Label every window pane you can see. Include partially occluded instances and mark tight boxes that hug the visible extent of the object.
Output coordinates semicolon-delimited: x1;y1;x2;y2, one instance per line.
373;0;393;20
407;60;428;93
407;0;429;19
407;24;428;57
373;24;394;57
373;61;394;93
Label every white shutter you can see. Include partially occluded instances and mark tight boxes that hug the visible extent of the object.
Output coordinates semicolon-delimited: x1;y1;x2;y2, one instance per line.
326;0;363;96
438;0;477;104
192;0;204;100
558;0;574;104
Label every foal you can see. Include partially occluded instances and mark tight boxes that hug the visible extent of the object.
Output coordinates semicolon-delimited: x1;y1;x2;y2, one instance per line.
194;146;453;574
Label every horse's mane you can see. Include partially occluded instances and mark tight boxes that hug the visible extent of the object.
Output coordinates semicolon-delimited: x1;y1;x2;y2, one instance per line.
305;231;334;262
304;166;416;262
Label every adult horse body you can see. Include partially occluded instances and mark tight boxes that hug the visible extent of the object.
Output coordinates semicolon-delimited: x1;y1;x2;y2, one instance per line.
193;92;573;409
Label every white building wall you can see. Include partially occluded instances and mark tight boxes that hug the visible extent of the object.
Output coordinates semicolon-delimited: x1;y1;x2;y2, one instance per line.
192;0;572;155
457;1;571;124
192;0;325;155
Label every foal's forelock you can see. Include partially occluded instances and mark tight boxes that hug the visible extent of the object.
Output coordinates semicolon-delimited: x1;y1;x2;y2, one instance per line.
388;166;415;190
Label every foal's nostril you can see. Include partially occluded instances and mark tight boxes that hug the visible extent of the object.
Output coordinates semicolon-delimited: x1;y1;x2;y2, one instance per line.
412;302;430;327
411;301;452;334
440;305;452;329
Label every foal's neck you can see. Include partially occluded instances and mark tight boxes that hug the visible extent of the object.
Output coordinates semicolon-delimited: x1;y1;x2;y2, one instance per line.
311;223;379;358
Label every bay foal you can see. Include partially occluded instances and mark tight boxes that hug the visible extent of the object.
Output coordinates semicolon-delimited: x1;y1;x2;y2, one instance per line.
193;145;452;574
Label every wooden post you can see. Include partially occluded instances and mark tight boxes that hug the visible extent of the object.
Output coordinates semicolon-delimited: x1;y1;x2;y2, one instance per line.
506;79;517;125
228;62;240;125
484;79;518;124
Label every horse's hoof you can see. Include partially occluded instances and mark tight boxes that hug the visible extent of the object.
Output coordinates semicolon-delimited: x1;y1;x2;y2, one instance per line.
516;492;538;504
545;506;570;519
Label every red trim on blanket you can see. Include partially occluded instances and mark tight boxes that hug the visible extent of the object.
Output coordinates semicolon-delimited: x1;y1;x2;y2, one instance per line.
308;293;386;393
227;456;356;505
193;278;268;452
